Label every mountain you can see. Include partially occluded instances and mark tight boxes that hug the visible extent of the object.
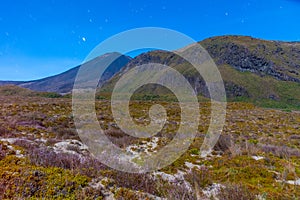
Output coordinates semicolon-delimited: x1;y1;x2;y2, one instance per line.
101;36;300;109
0;53;131;94
201;35;300;82
1;35;300;109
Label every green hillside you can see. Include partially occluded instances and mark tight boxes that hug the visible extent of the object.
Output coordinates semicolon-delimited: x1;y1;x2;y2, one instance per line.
100;36;300;110
0;85;63;98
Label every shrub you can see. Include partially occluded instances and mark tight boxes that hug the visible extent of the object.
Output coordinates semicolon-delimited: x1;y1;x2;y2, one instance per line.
157;182;196;200
105;129;137;148
185;167;212;189
0;144;6;160
27;146;106;177
259;144;300;158
217;183;257;200
107;171;158;195
214;134;231;153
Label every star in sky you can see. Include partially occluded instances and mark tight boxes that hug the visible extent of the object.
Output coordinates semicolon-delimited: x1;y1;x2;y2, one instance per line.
0;0;299;80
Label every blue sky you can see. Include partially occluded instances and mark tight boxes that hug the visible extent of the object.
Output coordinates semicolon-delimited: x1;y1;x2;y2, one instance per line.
0;0;300;81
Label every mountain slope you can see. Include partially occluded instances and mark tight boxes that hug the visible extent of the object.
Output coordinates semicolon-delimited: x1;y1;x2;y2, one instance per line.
1;35;300;109
0;53;131;94
101;36;300;109
201;35;300;82
0;85;64;98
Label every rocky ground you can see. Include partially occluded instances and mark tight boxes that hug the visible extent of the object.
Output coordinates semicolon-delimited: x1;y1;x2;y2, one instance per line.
0;96;299;199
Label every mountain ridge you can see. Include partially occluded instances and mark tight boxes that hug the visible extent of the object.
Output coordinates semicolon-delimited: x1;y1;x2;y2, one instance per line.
0;53;132;94
1;35;300;109
100;35;300;109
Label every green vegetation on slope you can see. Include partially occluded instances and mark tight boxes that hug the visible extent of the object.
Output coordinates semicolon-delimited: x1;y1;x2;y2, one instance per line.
219;64;300;110
100;35;300;110
0;85;63;98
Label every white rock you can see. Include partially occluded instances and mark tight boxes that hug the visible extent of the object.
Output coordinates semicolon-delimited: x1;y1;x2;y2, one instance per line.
0;138;18;144
185;162;202;170
202;183;223;199
126;137;159;158
286;179;300;185
251;156;264;161
152;170;192;191
53;139;89;155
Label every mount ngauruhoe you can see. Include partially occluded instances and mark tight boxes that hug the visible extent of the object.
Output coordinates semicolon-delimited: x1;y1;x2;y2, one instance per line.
0;53;131;94
1;35;300;109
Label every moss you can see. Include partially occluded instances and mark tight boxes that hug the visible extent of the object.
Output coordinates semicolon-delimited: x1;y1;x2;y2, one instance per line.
114;188;141;200
189;148;200;155
205;155;300;199
248;139;259;145
0;156;94;199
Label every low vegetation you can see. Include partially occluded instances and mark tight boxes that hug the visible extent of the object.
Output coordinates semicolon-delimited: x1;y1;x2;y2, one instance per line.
0;87;299;199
